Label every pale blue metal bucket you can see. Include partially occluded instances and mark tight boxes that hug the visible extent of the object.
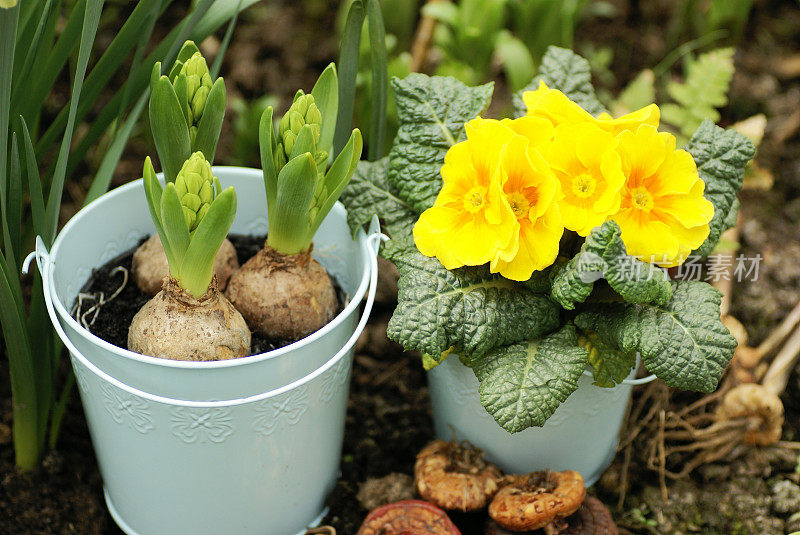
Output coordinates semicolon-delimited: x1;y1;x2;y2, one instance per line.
26;167;383;535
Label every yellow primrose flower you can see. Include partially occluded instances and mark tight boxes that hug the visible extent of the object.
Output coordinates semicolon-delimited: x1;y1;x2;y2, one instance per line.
490;135;564;281
547;122;626;236
0;0;17;8
500;115;554;148
413;118;519;269
522;80;659;135
612;125;714;267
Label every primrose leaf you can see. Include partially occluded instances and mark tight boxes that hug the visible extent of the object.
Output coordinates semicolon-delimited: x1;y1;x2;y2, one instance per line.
340;157;417;239
575;280;736;393
551;221;672;310
387;248;560;359
388;74;494;213
685;120;756;257
467;325;589;432
513;46;607;118
582;332;636;388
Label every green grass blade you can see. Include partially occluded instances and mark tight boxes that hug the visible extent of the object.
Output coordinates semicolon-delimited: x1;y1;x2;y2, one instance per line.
48;370;74;450
0;251;39;470
65;0;254;182
33;0;165;157
14;0;57;97
19;0;86;123
64;0;240;181
19;118;47;235
334;0;364;157
84;93;149;205
0;2;19;230
365;0;388;161
210;0;244;78
44;0;104;245
27;270;55;453
113;0;161;137
6;134;22;268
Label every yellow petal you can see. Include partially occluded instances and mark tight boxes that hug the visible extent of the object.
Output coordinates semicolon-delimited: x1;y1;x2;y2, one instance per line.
492;210;563;280
648;147;700;195
595;104;660;135
614;210;680;263
616;125;670;182
654;193;714;228
501;116;555;147
413;207;472;269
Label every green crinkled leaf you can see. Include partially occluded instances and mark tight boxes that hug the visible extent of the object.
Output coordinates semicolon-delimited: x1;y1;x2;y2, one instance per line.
387;249;560;359
467;324;589;432
685;120;756;257
550;222;672;310
388;74;494;213
575;280;736;393
339;157;416;238
582;332;636;388
513;46;607;118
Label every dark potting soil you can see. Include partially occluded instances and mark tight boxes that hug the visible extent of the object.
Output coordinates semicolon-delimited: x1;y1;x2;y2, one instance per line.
75;233;348;356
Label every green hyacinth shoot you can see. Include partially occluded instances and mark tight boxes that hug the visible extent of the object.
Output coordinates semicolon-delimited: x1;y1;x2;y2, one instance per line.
179;52;213;145
149;41;226;183
258;63;363;255
143;152;237;298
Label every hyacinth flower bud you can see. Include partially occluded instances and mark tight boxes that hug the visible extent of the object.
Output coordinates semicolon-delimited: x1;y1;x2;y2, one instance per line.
180;52;213;127
277;93;325;163
149;42;227;182
175;152;217;233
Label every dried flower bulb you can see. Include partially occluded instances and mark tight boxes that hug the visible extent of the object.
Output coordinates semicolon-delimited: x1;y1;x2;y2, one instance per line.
488;471;586;532
560;495;618;535
717;383;784;446
415;439;503;512
356;500;461;535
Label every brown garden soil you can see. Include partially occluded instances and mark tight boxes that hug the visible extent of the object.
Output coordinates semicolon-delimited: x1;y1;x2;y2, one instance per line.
3;0;800;533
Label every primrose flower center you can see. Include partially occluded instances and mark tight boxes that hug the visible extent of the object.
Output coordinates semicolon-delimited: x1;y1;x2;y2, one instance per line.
463;187;486;213
571;173;597;198
630;187;654;212
507;192;530;219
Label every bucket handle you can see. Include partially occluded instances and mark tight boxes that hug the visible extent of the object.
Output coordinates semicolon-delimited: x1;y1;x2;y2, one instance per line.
581;361;657;386
24;218;388;408
620;374;657;386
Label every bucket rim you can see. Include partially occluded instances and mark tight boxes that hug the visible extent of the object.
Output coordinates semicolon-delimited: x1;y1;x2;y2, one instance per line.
57;229;383;406
47;166;373;370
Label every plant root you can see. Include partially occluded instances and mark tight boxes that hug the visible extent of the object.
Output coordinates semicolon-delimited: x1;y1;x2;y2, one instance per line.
71;266;128;329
